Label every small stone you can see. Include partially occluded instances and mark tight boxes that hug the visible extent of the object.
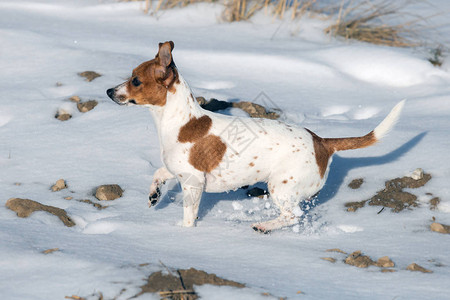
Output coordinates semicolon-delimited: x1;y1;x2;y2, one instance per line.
78;71;101;82
5;198;75;227
55;82;63;87
195;96;207;106
407;263;432;273
321;257;336;263
55;110;71;121
51;179;67;192
377;256;395;268
95;184;124;201
77;100;98;113
429;197;440;210
69;95;81;103
409;168;424;180
64;196;73;200
348;178;364;189
344;251;376;268
430;222;450;234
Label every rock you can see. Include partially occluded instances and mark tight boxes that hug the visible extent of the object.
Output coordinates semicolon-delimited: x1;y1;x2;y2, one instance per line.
77;100;98;113
344;251;376;268
69;95;81;103
200;98;232;112
78;71;101;82
51;179;67;192
195;96;207;106
246;187;268;198
377;256;395;268
430;222;450;234
348;178;364;189
407;263;432;273
95;184;124;201
55;110;71;121
5;198;75;227
232;101;279;119
409;168;424;180
321;257;336;263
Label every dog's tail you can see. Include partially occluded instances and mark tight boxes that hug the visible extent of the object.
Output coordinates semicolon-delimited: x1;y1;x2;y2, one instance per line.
322;99;406;153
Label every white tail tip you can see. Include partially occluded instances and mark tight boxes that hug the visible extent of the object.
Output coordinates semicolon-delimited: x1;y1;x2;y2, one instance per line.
373;99;406;140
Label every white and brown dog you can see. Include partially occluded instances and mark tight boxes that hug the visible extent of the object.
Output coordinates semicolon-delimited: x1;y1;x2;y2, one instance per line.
107;41;405;233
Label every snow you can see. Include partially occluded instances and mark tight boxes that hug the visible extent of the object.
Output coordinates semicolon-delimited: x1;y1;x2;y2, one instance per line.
1;0;450;299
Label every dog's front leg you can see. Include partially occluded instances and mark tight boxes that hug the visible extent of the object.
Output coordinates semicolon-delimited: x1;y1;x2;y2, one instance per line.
148;167;175;207
179;173;205;227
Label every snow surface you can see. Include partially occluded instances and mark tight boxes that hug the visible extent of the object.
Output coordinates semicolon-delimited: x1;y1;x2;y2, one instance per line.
1;0;450;299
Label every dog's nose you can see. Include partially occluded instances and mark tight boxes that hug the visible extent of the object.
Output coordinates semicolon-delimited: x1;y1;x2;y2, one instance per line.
106;88;115;99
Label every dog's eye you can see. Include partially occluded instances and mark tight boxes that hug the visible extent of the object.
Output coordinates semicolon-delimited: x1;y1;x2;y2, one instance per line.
131;77;142;87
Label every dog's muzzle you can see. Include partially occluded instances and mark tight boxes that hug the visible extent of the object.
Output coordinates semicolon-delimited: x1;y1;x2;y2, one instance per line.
106;88;126;105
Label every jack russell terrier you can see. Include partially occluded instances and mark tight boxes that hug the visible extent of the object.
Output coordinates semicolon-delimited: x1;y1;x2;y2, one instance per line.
107;41;405;233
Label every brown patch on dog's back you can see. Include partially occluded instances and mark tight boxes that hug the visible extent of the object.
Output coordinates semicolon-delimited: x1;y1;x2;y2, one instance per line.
189;135;226;172
178;115;212;143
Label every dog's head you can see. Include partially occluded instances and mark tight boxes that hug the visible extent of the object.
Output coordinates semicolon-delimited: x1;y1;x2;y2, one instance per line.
106;41;178;107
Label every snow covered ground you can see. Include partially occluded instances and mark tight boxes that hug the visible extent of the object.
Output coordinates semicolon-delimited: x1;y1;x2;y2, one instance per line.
1;0;450;299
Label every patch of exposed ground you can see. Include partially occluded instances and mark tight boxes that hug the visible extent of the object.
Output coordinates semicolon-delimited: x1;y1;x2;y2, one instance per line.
137;267;245;299
5;198;75;227
345;169;436;212
322;249;433;273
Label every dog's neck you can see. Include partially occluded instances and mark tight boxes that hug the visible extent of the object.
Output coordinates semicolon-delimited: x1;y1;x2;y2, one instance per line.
148;73;204;146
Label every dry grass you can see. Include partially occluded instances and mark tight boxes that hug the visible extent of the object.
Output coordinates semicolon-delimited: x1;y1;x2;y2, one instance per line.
324;1;420;47
125;0;437;49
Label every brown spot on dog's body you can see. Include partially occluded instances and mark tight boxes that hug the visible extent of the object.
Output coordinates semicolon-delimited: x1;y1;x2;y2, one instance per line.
306;128;377;178
178;115;212;143
249;162;255;167
189;135;226;173
282;180;288;184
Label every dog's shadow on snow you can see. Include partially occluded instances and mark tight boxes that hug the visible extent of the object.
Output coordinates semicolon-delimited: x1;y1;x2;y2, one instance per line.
156;132;426;219
318;132;427;204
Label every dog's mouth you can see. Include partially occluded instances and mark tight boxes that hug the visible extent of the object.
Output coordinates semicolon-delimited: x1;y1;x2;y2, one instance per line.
106;88;136;106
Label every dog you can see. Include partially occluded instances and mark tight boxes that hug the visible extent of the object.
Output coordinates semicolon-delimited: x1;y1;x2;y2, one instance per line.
107;41;405;233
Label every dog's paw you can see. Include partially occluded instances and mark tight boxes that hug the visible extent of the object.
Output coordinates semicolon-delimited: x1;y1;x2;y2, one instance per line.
148;187;161;207
251;224;271;234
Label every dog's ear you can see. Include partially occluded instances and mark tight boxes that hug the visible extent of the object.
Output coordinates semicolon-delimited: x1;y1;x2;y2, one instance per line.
155;41;174;80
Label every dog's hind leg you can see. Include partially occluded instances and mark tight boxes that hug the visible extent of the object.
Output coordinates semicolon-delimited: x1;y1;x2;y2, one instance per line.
251;181;304;233
148;167;175;207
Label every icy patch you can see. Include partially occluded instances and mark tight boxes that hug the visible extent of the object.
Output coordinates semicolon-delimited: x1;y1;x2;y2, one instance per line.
337;225;364;233
83;221;118;235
